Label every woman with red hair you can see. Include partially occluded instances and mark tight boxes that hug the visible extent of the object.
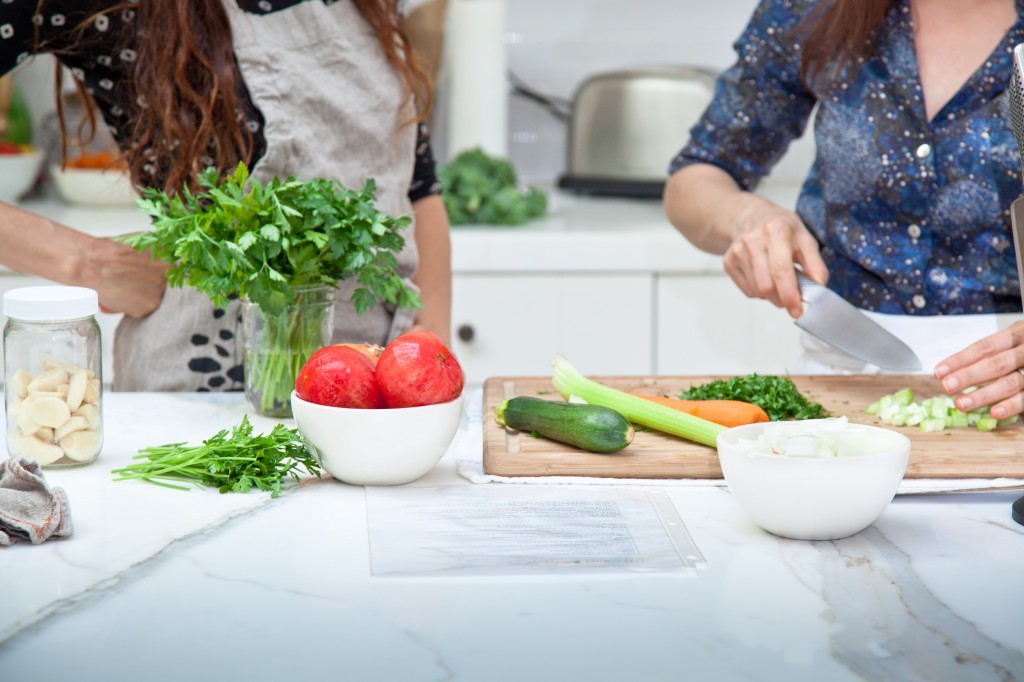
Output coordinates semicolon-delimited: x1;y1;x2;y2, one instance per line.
0;0;452;392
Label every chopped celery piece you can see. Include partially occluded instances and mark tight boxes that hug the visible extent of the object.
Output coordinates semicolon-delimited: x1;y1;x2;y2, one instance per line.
893;388;914;406
551;354;725;447
867;387;1013;432
976;417;999;432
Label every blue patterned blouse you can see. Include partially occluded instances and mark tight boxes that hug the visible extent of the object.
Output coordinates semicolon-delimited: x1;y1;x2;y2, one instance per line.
671;0;1024;315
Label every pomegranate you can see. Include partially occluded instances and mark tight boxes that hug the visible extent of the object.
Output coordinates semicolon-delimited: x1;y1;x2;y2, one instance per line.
375;331;464;408
295;345;384;409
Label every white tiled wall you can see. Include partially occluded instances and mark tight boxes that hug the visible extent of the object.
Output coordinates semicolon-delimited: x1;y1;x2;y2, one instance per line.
435;0;815;187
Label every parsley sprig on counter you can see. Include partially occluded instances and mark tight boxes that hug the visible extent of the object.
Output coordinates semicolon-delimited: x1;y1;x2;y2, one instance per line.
121;162;420;316
679;374;827;422
111;416;321;498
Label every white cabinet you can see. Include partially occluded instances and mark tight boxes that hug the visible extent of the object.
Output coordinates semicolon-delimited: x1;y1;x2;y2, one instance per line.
451;273;653;383
655;275;801;375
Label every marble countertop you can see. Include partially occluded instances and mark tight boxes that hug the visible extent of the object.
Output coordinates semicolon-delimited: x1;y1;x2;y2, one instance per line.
1;392;1022;682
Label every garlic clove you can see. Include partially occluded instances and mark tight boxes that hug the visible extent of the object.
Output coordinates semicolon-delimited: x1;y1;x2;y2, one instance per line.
28;387;67;399
17;399;42;436
27;368;69;394
83;378;101;406
9;398;22;421
26;396;72;429
60;430;101;462
66;370;88;411
54;416;88;441
17;435;65;465
41;358;75;373
11;369;33;399
73;403;101;430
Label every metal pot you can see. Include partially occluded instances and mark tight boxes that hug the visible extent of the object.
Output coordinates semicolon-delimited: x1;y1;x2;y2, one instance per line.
558;65;716;199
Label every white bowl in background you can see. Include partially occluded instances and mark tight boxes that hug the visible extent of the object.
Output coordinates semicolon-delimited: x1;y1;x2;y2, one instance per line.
50;164;138;206
291;391;465;486
716;419;910;540
0;150;43;202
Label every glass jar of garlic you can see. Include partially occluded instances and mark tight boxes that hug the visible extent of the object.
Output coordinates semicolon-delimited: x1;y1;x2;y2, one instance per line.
3;286;103;467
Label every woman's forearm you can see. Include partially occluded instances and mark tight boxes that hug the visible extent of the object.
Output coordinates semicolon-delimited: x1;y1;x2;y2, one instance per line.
410;194;452;346
0;201;94;284
663;163;754;254
0;201;167;317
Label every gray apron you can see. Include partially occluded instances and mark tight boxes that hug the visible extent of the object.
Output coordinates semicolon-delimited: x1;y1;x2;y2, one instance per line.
114;0;419;392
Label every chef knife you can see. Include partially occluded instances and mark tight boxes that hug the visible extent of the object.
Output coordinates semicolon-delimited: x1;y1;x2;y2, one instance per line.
1009;44;1024;316
1007;42;1024;528
794;270;923;372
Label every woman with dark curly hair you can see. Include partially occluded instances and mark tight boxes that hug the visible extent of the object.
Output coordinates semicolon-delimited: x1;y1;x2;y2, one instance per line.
0;0;452;391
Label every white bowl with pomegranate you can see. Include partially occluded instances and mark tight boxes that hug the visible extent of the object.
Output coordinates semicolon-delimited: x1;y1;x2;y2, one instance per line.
290;331;465;486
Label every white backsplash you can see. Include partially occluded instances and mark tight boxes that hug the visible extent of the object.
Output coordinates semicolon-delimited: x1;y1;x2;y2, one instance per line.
13;1;816;192
435;0;815;189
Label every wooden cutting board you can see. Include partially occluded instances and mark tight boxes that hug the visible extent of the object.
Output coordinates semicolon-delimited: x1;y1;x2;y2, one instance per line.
482;375;1024;479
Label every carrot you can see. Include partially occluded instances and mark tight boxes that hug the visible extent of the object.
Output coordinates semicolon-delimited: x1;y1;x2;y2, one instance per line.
630;395;769;427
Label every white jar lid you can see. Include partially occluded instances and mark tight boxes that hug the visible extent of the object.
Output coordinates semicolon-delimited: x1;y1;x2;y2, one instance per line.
3;286;99;321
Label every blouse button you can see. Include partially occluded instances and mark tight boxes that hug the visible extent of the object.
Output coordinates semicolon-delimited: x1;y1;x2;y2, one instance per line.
907;223;922;238
916;143;932;159
912;294;926;309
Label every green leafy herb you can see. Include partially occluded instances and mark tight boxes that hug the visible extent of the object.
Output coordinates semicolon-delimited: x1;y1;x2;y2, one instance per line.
439;147;547;226
679;374;828;422
121;162;420;316
110;416;321;498
120;162;421;414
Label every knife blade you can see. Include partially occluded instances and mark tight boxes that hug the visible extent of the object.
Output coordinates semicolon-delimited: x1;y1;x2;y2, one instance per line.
794;271;922;372
1010;43;1024;311
1012;196;1024;308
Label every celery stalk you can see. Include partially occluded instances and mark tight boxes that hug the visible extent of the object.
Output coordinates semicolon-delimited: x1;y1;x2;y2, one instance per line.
551;354;726;447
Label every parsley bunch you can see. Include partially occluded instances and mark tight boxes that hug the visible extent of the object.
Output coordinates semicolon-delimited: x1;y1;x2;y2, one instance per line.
121;163;421;416
680;374;828;422
111;416;321;498
121;162;421;316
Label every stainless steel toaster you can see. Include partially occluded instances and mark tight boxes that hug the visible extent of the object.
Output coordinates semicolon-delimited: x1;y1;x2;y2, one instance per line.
558;65;717;198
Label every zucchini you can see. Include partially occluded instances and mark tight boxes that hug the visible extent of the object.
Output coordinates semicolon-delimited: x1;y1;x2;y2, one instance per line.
494;396;634;453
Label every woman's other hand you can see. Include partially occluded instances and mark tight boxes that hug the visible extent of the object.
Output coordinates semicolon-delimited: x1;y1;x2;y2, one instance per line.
82;236;167;318
934;320;1024;419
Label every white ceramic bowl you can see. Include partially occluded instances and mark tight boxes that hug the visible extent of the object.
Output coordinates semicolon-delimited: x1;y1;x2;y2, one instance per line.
291;391;465;486
716;419;910;540
0;150;43;202
49;164;138;206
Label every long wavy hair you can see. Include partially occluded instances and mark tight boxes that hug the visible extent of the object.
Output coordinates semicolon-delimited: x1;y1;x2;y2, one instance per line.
48;0;431;195
798;0;896;87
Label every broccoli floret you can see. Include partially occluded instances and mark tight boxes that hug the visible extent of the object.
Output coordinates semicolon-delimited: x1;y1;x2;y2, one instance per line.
439;147;548;226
